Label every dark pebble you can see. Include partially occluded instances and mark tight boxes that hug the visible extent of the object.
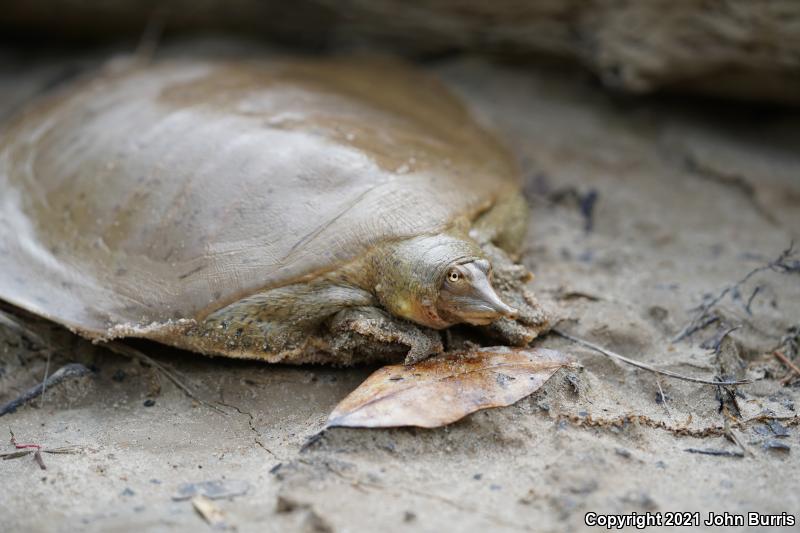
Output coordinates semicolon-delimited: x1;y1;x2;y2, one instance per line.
614;448;631;459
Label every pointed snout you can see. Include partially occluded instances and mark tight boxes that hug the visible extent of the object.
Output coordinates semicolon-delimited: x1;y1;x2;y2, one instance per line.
464;270;518;323
475;280;518;320
438;260;519;326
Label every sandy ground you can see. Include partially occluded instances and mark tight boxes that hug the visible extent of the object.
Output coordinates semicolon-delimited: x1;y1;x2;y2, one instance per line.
1;44;799;532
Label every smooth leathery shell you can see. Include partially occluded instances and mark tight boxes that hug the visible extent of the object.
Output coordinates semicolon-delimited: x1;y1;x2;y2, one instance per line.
0;57;520;342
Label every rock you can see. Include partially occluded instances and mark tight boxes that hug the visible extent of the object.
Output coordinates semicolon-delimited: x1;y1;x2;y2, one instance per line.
3;1;800;103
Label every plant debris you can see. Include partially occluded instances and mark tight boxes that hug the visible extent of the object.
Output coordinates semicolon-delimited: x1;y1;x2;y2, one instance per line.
0;363;91;417
774;350;800;384
327;347;573;429
684;448;744;458
1;430;84;469
553;329;749;385
674;242;799;342
701;325;741;355
191;495;229;530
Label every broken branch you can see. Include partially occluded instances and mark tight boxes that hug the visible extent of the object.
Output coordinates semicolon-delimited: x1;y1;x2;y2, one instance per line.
552;329;750;386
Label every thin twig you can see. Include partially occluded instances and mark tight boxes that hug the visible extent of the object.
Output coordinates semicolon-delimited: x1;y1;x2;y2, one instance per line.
0;308;48;346
774;350;800;383
3;431;84;469
724;422;753;458
0;364;91;417
1;445;84;459
656;378;672;420
0;450;34;460
674;316;719;343
553;329;750;386
744;286;761;315
10;429;39;450
703;325;742;355
134;6;169;64
32;450;46;470
674;242;798;342
684;447;744;458
39;351;51;408
9;430;44;468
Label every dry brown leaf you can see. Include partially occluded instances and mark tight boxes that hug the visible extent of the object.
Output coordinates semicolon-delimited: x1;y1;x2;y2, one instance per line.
327;346;573;429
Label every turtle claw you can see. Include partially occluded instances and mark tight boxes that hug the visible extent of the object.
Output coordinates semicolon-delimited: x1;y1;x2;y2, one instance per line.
329;306;443;365
403;343;436;366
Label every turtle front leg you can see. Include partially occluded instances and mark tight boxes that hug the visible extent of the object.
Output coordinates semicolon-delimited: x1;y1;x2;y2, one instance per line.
189;281;380;363
480;243;551;346
185;281;442;365
328;306;443;365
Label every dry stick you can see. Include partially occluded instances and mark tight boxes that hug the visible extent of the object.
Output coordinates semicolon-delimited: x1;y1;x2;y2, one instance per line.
0;309;92;418
0;363;91;417
0;308;61;410
724;422;753;458
673;242;798;342
552;329;750;386
9;430;45;469
774;350;800;377
39;351;51;408
707;325;742;355
673;316;719;343
134;5;169;64
103;342;226;415
32;450;46;470
1;445;84;460
0;307;224;413
774;350;800;384
0;308;48;344
656;377;673;420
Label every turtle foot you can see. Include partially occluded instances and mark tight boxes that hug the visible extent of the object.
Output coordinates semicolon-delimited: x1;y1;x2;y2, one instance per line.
329;306;443;365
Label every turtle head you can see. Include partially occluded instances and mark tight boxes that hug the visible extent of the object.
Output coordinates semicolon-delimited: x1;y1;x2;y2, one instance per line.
374;234;517;329
436;257;517;325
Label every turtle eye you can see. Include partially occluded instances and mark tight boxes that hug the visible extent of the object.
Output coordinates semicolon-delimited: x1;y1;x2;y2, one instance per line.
447;270;461;283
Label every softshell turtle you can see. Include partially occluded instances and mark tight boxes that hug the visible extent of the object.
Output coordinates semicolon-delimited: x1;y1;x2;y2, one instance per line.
0;56;549;364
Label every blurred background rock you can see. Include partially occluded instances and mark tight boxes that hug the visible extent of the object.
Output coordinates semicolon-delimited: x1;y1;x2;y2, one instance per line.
3;0;800;104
